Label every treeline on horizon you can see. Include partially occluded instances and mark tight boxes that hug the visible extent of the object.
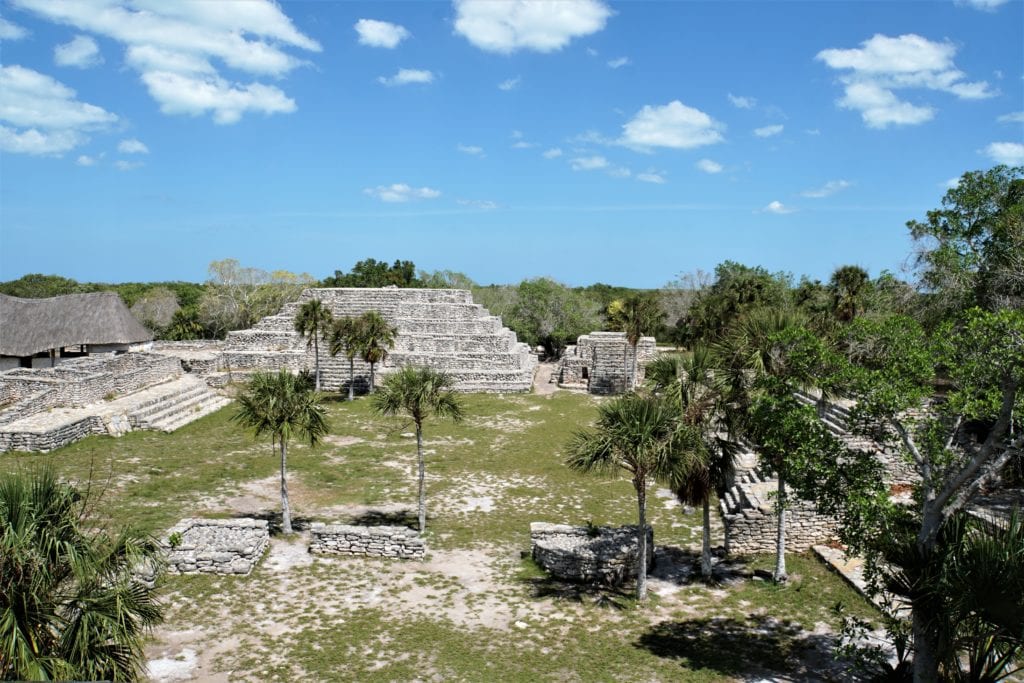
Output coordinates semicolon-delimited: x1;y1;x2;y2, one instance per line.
2;165;1020;356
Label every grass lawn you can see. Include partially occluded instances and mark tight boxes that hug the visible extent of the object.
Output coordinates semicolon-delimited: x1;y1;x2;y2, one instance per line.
2;389;877;682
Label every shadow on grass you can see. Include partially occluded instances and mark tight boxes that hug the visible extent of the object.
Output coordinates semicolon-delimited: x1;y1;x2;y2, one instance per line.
651;545;751;587
349;508;419;528
523;572;635;610
635;616;837;681
237;510;316;535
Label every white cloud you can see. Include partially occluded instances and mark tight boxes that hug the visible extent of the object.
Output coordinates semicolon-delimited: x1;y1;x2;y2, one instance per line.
800;179;852;198
608;166;631;178
364;183;441;203
512;140;535;149
753;124;783;138
498;76;521;91
0;64;117;155
76;154;96;166
0;17;28;40
805;128;821;136
619;100;725;151
118;138;148;154
570;155;609;171
54;35;103;68
457;198;498;210
636;170;665;184
542;147;563;159
13;0;319;123
762;200;795;214
955;0;1010;10
695;158;723;174
816;33;994;129
378;68;434;86
457;143;484;156
985;142;1024;165
997;111;1024;123
354;19;409;48
727;93;756;109
141;71;295;124
453;0;611;54
115;159;143;171
607;56;629;69
942;177;961;189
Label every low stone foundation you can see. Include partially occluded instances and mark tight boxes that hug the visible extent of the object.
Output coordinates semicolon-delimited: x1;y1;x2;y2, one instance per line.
721;480;838;555
309;523;425;559
163;518;269;575
530;522;654;585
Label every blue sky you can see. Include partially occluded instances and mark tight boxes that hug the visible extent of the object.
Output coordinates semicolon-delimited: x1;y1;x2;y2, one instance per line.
1;0;1022;288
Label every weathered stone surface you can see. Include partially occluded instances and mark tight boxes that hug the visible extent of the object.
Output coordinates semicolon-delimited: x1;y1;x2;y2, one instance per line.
530;522;654;585
310;523;425;559
556;332;657;395
163;518;269;576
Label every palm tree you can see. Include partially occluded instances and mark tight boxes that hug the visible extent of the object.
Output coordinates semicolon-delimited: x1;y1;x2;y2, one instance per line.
611;293;665;389
357;310;397;392
828;265;872;322
232;369;328;534
328;316;361;401
566;393;695;601
294;298;333;391
371;366;464;532
654;345;740;581
0;467;163;681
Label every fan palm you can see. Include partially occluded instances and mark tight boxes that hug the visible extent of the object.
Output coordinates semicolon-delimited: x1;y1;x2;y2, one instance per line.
566;393;696;601
371;366;464;532
0;467;163;681
328;316;361;401
232;370;328;534
828;265;872;323
357;311;397;393
294;298;333;391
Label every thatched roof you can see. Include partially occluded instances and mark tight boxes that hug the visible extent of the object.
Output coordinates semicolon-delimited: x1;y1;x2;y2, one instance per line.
0;292;153;357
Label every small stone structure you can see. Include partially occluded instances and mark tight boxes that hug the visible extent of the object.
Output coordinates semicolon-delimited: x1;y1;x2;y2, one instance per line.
309;523;425;559
530;522;654;584
556;332;657;395
222;288;536;393
163;518;269;575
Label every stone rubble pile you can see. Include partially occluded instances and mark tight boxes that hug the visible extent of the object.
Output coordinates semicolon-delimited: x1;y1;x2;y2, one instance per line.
309;523;425;559
163;518;270;575
530;522;654;584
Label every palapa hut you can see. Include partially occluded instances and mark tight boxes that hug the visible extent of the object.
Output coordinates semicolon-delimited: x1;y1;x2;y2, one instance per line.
0;292;153;371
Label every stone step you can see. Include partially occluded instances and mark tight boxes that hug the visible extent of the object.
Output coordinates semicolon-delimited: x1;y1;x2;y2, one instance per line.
128;384;209;423
398;318;504;335
149;395;232;432
395;302;486;320
389;352;529;371
130;388;225;430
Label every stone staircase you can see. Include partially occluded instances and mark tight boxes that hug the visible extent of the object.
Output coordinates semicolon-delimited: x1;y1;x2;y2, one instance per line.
128;378;232;432
222;288;537;393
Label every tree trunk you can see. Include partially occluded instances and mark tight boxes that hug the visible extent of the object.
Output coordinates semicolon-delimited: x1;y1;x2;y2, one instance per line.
631;343;639;389
313;334;321;392
280;436;292;535
636;480;648;601
348;357;355;401
369;362;376;393
912;605;940;682
773;473;787;582
416;423;426;533
701;497;713;581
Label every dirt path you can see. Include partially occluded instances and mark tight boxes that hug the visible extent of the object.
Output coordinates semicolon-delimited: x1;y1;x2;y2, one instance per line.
531;361;558;395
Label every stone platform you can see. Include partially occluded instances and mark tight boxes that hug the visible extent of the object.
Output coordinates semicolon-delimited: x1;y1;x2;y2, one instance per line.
163;518;270;575
530;522;654;585
309;523;425;559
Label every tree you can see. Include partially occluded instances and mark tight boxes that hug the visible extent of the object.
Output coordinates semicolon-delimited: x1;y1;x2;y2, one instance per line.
828;265;872;323
683;261;791;345
164;306;204;341
652;345;741;581
356;311;397;393
418;269;477;290
371;366;464;532
129;286;180;335
908;165;1024;320
232;370;328;534
608;292;666;388
0;468;163;681
506;278;603;357
294;298;333;392
835;309;1024;680
566;393;695;601
322;259;421;288
198;259;314;338
328;316;361;401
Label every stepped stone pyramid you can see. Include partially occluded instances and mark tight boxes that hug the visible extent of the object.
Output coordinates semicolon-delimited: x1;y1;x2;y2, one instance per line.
223;288;537;393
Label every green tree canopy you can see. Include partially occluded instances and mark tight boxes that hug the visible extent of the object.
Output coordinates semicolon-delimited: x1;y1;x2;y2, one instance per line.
322;259;421;288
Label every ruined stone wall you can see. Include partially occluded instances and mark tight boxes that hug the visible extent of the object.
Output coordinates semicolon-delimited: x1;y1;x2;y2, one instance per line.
0;415;106;452
163;518;270;575
530;522;654;584
721;482;838;555
309;523;425;559
556;332;657;394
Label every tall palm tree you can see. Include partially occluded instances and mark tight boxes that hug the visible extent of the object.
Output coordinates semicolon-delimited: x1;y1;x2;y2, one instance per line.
610;293;665;389
828;265;872;322
566;393;696;601
232;369;328;534
294;298;334;391
357;310;397;392
328;316;361;401
371;366;464;532
0;468;163;681
654;345;740;581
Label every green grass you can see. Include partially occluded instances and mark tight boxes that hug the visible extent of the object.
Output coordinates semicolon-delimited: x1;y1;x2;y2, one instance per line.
2;389;877;681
